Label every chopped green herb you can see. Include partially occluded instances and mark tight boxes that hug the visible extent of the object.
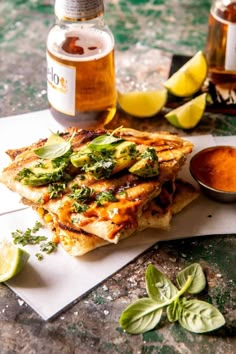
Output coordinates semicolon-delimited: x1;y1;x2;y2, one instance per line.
12;230;47;246
11;221;47;246
71;216;81;224
69;185;94;202
128;144;138;158
36;253;44;261
141;147;158;161
72;201;89;213
96;190;118;206
48;182;67;199
84;158;115;179
15;168;33;181
11;221;57;261
32;221;43;233
40;241;58;254
51;150;72;168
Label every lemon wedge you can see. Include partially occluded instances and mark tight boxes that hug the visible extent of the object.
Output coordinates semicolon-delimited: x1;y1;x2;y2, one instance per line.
165;93;207;129
117;89;167;118
103;107;117;126
0;241;30;282
164;51;208;97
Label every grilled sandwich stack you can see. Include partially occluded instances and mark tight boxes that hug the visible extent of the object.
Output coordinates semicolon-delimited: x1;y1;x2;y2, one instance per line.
0;128;198;256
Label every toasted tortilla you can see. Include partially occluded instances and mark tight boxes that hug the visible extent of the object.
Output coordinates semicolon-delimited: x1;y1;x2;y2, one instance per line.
0;128;195;256
40;179;198;256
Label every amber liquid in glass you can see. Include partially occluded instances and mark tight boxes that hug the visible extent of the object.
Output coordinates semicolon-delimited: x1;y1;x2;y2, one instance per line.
47;26;116;128
205;2;236;88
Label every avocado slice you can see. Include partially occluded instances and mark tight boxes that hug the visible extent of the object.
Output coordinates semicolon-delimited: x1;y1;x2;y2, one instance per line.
113;141;137;174
129;148;159;177
16;158;70;186
70;148;91;168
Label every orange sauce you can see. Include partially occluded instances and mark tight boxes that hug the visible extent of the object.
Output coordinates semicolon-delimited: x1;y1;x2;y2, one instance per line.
191;146;236;192
83;198;139;227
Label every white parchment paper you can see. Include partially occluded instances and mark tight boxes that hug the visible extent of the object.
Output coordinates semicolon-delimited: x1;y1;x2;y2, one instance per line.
0;110;235;320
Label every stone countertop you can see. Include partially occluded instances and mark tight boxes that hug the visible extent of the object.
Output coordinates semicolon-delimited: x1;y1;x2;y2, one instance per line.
0;1;235;353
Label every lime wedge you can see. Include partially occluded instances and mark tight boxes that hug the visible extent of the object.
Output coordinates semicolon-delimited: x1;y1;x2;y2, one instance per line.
0;241;30;282
165;93;207;129
117;89;167;118
164;51;208;97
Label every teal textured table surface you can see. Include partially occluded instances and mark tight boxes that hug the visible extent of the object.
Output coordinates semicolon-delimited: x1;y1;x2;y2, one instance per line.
0;1;235;353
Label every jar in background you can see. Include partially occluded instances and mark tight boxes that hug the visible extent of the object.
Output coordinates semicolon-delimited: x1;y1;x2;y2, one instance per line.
205;0;236;89
47;0;116;128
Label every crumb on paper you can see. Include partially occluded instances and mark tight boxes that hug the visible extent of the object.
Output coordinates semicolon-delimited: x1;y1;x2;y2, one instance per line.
18;299;24;306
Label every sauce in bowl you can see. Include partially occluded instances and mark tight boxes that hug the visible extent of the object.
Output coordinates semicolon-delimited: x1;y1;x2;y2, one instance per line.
190;146;236;202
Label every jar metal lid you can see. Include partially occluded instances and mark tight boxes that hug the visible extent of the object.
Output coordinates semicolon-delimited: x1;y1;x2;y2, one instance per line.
55;0;104;21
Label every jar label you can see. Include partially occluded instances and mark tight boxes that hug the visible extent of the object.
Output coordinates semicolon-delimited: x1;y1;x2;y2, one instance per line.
225;23;236;71
55;0;104;20
47;52;76;116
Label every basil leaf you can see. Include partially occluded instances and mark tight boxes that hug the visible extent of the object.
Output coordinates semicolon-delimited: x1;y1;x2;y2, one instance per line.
167;299;181;322
35;142;71;159
145;264;178;302
34;133;72;159
119;298;163;334
178;298;225;333
47;133;66;145
88;134;123;151
177;263;206;294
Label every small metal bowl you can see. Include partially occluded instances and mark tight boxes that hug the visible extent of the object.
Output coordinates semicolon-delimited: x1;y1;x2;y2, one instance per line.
189;145;236;203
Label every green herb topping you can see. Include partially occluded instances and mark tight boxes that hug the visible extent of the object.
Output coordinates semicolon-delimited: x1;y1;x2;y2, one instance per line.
72;202;89;213
69;185;94;202
11;221;46;246
48;182;67;199
17;130;160;186
71;133;138;179
141;147;158;161
83;156;115;179
95;190;118;206
40;240;58;254
11;221;58;260
16;150;72;186
36;253;44;261
68;185;94;213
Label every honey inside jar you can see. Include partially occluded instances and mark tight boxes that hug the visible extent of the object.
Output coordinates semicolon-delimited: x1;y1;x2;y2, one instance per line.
190;146;236;192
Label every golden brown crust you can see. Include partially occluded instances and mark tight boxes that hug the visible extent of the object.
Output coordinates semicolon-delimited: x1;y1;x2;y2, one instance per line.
0;128;195;256
46;179;199;255
172;179;199;215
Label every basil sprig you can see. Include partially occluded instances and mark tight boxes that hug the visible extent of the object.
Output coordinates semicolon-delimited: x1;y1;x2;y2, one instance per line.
34;132;74;159
119;263;225;334
87;134;123;151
